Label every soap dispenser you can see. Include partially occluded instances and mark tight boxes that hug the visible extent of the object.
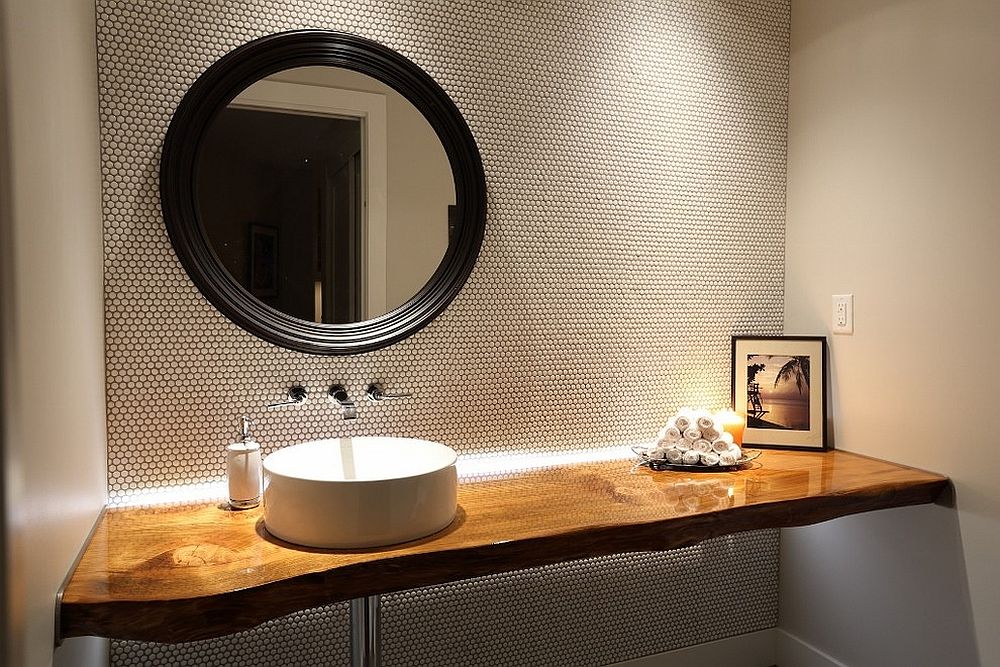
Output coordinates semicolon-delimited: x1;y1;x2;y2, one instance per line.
227;416;262;509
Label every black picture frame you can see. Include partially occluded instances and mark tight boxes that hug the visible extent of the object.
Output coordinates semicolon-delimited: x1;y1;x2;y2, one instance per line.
731;336;828;450
160;30;487;355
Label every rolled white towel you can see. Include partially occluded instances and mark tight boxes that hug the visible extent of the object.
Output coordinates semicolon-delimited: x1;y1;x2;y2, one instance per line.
665;448;684;464
683;427;702;441
700;451;721;466
696;415;715;432
692;439;712;454
675;439;692;452
718;431;734;445
648;447;668;460
701;426;720;441
674;414;692;432
711;439;731;454
718;451;738;466
681;449;701;465
728;444;743;459
658;425;683;443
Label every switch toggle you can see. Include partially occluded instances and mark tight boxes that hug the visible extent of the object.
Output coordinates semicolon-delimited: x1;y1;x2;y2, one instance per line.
832;294;854;335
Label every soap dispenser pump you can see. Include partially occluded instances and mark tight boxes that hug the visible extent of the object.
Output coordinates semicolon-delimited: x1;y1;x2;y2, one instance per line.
227;415;262;509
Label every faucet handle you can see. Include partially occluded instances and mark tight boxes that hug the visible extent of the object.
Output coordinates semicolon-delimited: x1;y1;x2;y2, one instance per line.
266;385;308;409
366;382;412;402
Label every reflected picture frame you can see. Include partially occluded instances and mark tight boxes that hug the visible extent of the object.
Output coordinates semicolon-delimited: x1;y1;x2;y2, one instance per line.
731;336;828;450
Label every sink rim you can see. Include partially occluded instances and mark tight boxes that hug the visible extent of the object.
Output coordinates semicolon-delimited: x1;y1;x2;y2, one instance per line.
262;436;457;484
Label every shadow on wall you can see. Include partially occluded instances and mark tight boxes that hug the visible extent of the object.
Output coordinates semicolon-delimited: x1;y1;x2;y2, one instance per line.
791;0;920;46
779;501;980;666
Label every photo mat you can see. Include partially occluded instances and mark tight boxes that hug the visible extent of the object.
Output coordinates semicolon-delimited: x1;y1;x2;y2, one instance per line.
732;336;827;450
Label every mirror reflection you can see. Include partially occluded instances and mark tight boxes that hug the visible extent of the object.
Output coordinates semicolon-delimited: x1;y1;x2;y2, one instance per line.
196;66;456;324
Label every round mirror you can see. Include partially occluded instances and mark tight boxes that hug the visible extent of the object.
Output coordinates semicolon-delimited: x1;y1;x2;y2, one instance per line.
161;31;486;355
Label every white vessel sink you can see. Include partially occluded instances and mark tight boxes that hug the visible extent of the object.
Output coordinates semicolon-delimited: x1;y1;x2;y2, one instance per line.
262;437;458;549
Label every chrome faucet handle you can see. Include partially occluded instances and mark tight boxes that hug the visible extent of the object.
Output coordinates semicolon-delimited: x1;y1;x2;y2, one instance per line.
329;384;358;420
366;382;412;402
265;385;308;409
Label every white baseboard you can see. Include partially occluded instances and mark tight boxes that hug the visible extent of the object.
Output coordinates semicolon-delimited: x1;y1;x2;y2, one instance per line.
608;629;776;667
775;629;848;667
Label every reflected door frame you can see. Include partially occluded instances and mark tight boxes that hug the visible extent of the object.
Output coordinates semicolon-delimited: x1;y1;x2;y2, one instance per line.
231;79;388;320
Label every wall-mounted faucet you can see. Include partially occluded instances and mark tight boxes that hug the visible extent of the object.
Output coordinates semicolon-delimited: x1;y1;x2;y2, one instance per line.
366;383;412;402
266;385;308;409
329;384;358;420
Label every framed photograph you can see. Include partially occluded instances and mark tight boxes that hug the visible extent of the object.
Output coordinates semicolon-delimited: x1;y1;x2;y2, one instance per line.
731;336;827;450
249;224;278;297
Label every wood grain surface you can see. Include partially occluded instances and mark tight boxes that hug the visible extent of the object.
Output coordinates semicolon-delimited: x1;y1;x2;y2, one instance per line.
58;449;948;643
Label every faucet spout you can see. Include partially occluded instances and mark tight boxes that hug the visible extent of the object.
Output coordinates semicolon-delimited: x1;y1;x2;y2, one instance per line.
328;385;358;420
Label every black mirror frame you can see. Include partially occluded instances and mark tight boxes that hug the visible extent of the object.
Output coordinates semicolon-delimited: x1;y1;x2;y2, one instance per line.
161;30;486;355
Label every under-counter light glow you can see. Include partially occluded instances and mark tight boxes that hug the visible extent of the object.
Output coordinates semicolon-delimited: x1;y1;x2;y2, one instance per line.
114;480;228;508
456;444;641;481
112;443;649;506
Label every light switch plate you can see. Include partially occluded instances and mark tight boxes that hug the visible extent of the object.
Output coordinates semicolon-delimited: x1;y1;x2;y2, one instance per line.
832;294;854;334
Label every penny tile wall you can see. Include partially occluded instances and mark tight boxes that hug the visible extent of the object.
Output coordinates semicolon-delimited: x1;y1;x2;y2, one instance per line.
97;0;788;664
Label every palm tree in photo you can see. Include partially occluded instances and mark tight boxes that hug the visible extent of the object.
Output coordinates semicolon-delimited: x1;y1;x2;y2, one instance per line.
774;356;810;395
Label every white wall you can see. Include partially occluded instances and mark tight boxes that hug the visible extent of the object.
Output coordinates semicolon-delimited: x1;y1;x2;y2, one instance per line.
784;0;999;664
0;0;108;665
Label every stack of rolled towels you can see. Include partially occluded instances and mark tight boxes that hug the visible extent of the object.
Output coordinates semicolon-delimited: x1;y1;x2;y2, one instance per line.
648;409;743;467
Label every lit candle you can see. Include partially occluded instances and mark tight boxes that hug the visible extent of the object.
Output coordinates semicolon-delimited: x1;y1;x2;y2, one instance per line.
714;410;745;446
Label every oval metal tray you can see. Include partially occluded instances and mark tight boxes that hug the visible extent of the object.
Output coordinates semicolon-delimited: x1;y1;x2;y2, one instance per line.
632;446;761;473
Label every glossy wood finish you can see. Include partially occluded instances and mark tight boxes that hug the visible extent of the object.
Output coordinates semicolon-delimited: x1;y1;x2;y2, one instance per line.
59;450;947;643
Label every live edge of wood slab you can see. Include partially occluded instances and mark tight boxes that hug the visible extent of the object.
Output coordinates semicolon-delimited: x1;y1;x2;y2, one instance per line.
58;449;948;644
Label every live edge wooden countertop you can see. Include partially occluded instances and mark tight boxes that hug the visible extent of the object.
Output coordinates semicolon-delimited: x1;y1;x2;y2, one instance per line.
59;449;948;643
